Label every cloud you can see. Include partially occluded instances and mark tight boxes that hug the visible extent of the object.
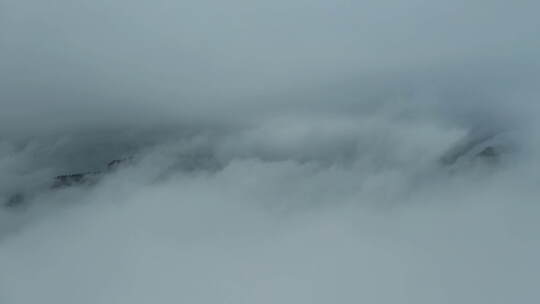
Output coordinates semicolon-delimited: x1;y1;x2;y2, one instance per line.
1;0;539;133
1;0;540;303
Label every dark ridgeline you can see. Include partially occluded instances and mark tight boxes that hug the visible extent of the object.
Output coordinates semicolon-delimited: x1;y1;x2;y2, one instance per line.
4;129;512;210
4;158;133;208
439;129;508;166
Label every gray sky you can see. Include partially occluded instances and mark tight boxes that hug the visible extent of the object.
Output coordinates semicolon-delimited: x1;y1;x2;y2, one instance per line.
1;0;539;134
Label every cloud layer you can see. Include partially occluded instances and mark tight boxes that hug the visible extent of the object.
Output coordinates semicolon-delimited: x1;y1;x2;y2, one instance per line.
1;0;540;303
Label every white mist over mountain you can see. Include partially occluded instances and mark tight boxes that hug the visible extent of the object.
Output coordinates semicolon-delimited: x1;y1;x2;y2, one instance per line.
1;0;540;303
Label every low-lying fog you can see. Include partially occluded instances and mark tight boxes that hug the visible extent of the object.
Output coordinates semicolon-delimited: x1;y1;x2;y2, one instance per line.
1;0;539;303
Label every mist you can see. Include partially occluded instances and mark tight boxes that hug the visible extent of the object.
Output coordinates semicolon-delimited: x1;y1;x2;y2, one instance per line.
1;0;540;303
